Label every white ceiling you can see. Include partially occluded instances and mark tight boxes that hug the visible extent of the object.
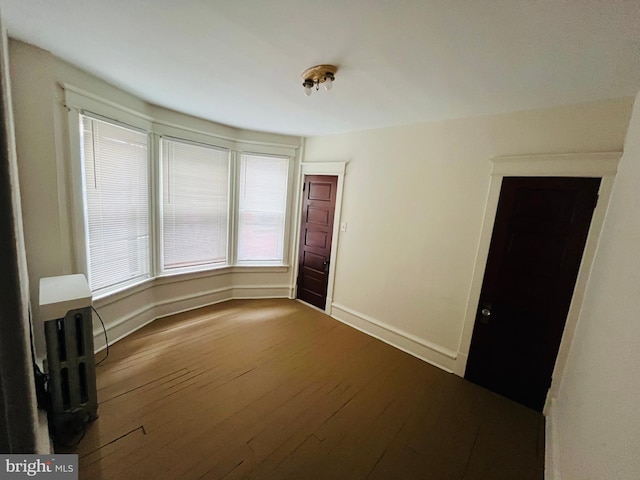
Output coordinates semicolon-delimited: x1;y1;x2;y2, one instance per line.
1;0;639;137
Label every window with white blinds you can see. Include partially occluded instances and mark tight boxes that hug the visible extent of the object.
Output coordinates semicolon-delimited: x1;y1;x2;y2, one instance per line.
81;115;150;294
161;138;230;271
237;154;289;263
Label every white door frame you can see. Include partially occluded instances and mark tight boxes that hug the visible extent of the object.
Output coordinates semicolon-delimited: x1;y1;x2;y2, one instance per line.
456;152;620;408
291;161;346;314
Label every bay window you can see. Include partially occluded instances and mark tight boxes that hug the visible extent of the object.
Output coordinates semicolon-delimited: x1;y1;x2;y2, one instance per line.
77;112;292;296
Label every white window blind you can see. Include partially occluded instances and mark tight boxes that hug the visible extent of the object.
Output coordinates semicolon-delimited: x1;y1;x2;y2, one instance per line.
161;138;230;271
237;154;289;263
81;115;150;294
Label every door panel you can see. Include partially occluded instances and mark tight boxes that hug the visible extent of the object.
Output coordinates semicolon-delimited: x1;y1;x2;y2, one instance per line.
307;206;330;225
302;250;326;273
297;175;337;309
465;177;600;411
305;230;328;248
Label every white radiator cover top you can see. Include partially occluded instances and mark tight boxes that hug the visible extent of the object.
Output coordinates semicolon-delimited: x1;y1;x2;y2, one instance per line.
39;274;92;320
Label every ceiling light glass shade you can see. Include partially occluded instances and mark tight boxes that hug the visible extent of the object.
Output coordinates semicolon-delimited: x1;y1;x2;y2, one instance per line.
301;65;338;96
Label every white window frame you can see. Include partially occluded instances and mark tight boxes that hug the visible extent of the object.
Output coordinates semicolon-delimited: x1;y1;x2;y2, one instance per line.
235;151;293;266
79;113;153;296
65;91;156;298
158;136;232;275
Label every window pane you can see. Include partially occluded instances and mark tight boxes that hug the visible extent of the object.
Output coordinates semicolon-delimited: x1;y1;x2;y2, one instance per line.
162;139;230;271
237;154;289;263
81;116;150;294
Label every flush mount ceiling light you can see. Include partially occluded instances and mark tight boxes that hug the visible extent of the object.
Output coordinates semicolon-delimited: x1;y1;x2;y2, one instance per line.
301;64;338;96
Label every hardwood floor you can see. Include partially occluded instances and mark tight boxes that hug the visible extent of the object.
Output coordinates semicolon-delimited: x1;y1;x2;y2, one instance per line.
60;299;544;479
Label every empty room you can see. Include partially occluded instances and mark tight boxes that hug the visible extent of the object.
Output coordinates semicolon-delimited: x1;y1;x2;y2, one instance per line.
0;1;639;479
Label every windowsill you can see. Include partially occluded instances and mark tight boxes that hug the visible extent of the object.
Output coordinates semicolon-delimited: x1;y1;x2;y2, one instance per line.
155;264;290;282
158;263;233;279
92;276;153;304
93;264;290;308
233;263;291;270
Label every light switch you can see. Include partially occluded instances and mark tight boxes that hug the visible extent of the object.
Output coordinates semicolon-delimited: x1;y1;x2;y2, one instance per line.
340;222;347;232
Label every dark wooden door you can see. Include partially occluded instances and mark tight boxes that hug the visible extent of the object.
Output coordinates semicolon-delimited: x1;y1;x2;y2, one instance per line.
465;177;600;411
296;175;337;309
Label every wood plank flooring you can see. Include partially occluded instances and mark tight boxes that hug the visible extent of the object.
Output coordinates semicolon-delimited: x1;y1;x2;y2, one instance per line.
59;298;544;479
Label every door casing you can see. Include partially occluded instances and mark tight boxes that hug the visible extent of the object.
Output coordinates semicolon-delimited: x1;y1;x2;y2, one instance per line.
457;152;620;412
291;161;346;313
465;176;601;411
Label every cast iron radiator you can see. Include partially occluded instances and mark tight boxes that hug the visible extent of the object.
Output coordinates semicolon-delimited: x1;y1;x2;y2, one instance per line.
44;306;98;432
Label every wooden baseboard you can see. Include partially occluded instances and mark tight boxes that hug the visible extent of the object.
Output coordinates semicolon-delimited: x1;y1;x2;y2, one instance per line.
94;289;462;378
93;285;290;351
330;302;457;373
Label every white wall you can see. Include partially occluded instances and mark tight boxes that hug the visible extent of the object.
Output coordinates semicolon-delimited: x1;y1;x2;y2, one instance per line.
8;40;300;355
547;94;640;479
304;98;633;371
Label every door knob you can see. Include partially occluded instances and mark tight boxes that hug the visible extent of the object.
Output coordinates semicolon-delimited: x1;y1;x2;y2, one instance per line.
479;307;491;325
